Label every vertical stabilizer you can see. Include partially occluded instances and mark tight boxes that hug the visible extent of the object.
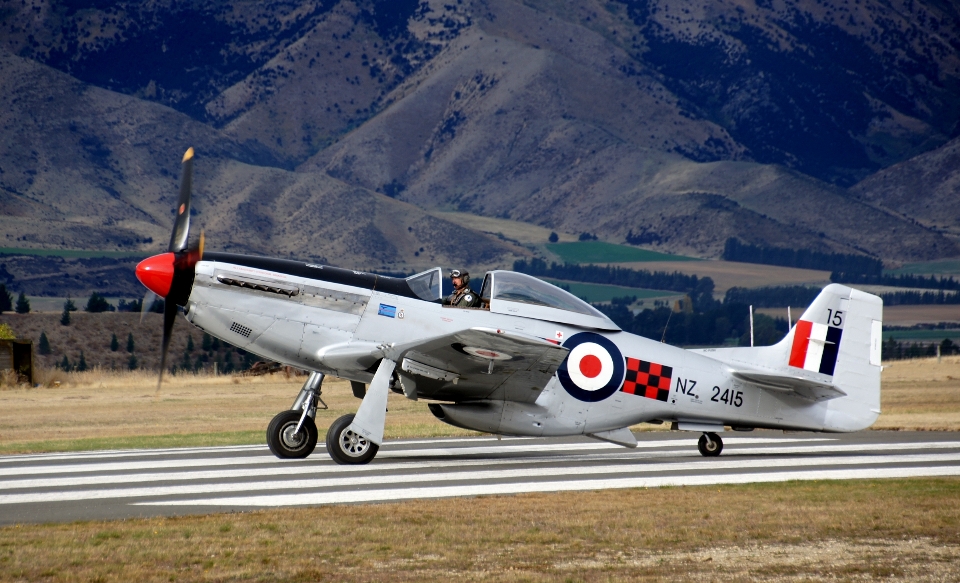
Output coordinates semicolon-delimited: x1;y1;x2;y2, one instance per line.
694;284;883;431
789;284;883;429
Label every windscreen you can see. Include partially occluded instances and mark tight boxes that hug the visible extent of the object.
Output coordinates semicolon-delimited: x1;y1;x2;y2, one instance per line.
406;268;442;302
492;271;607;318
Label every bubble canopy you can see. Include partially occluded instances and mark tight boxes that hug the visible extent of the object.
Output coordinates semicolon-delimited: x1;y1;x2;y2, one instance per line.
487;271;620;331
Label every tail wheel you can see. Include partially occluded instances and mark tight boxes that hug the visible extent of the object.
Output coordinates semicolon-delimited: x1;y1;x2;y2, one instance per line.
326;413;379;465
266;410;318;459
697;432;723;457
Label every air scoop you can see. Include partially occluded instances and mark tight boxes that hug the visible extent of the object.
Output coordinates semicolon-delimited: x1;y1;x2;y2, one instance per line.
136;253;176;297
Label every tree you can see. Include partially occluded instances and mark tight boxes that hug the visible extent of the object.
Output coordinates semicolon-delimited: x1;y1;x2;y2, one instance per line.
548;232;559;243
126;333;135;353
0;284;12;313
15;292;29;314
64;298;77;312
202;333;212;351
76;351;88;372
117;298;142;312
186;335;194;352
60;305;71;326
941;338;958;356
85;292;112;313
38;332;51;355
59;355;71;371
127;354;138;370
110;333;119;352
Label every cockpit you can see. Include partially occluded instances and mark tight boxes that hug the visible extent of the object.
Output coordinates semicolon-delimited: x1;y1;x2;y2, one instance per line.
405;268;619;331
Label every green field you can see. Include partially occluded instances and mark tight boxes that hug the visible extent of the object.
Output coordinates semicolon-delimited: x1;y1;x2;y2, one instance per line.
886;259;960;276
545;241;699;264
882;329;960;341
545;278;678;303
0;247;143;259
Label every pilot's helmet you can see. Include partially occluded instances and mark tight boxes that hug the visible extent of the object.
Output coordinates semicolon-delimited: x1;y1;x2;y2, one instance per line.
450;269;470;286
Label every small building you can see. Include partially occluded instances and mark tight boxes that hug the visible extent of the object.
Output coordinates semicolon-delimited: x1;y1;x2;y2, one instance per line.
0;339;34;385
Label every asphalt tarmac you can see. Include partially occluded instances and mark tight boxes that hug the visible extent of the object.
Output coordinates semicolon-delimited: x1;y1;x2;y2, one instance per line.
2;431;958;525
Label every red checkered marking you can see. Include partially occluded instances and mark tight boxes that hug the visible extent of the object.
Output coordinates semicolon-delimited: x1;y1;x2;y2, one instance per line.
621;358;673;402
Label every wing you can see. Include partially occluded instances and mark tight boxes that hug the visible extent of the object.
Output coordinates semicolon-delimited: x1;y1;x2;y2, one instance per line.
730;369;847;402
395;327;569;403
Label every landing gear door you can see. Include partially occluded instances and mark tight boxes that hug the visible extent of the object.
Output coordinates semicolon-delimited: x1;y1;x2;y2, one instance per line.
405;268;443;302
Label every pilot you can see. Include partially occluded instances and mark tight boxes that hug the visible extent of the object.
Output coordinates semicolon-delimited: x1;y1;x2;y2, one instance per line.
443;269;481;308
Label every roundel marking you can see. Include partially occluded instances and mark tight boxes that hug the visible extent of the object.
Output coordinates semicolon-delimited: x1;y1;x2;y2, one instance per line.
557;332;625;402
462;346;513;361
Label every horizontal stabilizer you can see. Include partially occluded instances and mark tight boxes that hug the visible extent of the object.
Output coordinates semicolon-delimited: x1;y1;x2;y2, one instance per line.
730;369;847;402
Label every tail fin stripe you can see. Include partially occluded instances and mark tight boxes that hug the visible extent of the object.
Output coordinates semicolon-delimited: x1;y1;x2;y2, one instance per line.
819;326;843;376
789;320;813;368
803;322;828;371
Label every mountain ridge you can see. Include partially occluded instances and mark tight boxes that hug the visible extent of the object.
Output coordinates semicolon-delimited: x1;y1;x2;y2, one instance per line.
1;0;958;271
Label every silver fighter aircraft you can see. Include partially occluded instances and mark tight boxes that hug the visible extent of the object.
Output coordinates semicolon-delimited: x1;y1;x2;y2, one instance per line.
136;149;883;464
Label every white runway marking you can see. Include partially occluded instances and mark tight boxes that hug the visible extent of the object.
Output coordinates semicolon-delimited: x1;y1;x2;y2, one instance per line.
141;466;960;508
0;437;827;477
1;444;956;491
3;453;959;505
1;434;957;523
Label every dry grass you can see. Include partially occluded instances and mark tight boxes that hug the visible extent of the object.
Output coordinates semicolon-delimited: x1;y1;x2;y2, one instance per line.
431;211;580;245
875;356;960;431
880;305;960;326
2;355;959;453
1;479;959;581
608;260;831;294
0;370;473;454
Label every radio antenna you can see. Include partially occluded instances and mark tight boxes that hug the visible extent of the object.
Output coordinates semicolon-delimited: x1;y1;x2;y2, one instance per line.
660;309;673;343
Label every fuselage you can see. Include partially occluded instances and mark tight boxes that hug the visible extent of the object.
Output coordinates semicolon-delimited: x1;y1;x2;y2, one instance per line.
166;252;879;439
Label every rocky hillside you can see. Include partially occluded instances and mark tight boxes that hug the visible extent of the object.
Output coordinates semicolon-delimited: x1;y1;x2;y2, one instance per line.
1;0;958;270
851;136;960;240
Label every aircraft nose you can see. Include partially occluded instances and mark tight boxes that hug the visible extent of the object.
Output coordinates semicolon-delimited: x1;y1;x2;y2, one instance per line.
136;253;176;297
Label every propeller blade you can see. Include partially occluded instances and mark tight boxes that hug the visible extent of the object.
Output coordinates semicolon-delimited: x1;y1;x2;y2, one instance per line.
181;229;206;268
168;147;194;253
139;290;157;324
157;298;178;391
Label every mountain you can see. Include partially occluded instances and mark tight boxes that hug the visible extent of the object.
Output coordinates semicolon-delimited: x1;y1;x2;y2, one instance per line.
850;135;960;240
0;50;518;272
1;0;958;271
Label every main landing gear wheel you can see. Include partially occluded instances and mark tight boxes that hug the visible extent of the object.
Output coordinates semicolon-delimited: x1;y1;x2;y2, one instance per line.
326;413;379;465
697;432;723;457
266;410;318;459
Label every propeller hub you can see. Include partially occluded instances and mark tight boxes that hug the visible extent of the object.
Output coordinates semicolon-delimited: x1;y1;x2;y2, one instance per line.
136;253;176;298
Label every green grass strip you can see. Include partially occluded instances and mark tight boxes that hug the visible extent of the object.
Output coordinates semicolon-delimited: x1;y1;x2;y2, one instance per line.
0;430;265;455
544;279;678;302
886;259;960;276
546;241;699;264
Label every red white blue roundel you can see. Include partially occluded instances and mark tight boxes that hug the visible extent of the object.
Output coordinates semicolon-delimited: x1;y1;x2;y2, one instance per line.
557;332;625;402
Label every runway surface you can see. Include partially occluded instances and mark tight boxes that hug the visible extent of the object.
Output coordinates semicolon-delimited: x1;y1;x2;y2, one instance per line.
2;431;959;525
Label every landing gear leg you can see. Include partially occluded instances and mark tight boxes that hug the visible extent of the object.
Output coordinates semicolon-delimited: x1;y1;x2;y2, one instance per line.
266;371;325;459
325;359;396;465
697;432;723;457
